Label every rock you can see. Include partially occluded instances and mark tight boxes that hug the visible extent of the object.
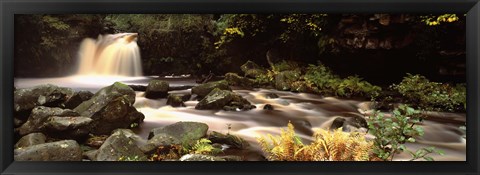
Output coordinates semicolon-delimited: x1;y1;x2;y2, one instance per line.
17;106;80;136
166;94;186;107
83;149;98;160
88;96;145;135
145;80;169;99
85;135;109;148
141;133;182;154
148;122;208;144
330;114;368;132
64;90;94;109
265;93;279;99
263;104;274;110
74;82;136;118
14;84;75;113
207;131;249;149
179;154;226;161
218;155;243;161
14;133;46;148
225;73;255;87
95;129;147;161
195;88;234;110
14;140;82;161
191;80;231;98
14;118;25;127
330;117;347;130
240;60;267;78
45;116;93;140
290;81;308;92
275;70;301;91
196;88;255;111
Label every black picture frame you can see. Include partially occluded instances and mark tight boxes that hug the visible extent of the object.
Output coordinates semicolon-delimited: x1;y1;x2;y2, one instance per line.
1;0;479;175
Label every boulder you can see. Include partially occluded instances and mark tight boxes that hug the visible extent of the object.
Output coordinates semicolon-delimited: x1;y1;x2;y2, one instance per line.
191;80;231;98
45;116;92;140
14;133;46;148
224;94;256;111
141;133;182;154
14;84;75;114
14;140;82;161
240;60;267;78
225;73;255;87
330;114;368;132
88;96;145;135
64;90;94;109
74;82;136;118
275;70;301;91
17;106;80;136
148;122;208;144
195;88;234;110
83;150;98;160
207;131;249;149
179;154;226;161
95;129;147;161
145;80;169;99
218;155;243;161
263;104;274;110
166;94;186;107
264;93;279;99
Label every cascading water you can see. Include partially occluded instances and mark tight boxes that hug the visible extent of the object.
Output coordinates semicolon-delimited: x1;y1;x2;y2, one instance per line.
76;33;143;76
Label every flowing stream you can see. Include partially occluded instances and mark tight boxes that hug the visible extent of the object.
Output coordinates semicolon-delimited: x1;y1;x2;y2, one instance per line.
14;76;466;161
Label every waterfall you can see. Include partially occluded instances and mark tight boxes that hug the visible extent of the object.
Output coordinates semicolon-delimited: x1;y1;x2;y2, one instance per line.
76;33;143;76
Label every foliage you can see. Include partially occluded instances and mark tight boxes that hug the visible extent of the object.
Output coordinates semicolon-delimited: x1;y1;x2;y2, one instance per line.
391;74;466;112
304;64;381;98
257;122;374;161
181;137;221;155
367;105;444;161
149;145;182;161
421;14;459;26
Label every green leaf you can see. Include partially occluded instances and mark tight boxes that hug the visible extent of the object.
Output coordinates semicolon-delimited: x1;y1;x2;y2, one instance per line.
424;157;434;161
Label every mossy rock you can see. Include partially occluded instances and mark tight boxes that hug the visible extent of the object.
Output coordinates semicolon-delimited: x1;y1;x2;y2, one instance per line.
207;131;250;149
166;94;186;107
195;88;234;110
14;84;75;113
148;122;209;142
225;73;255;87
240;60;267;78
275;70;301;91
95;129;147;161
145;80;169;99
14;133;46;149
191;80;231;98
14;140;82;161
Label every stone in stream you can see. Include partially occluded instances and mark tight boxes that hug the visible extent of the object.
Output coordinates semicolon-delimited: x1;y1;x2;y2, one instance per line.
17;106;80;136
330;114;368;132
145;80;169;99
166;94;186;107
191;80;231;98
14;133;46;148
14;84;75;118
225;72;255;87
263;104;274;110
195;88;255;111
64;90;94;109
207;131;250;149
240;60;267;79
264;93;279;99
45;116;93;140
73;82;144;135
148;122;208;142
179;154;226;161
14;140;82;161
95;129;147;161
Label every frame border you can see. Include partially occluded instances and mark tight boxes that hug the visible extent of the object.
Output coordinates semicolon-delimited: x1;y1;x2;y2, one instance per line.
1;0;479;175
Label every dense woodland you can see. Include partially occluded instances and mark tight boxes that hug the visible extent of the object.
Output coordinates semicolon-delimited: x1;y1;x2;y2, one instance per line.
15;14;465;84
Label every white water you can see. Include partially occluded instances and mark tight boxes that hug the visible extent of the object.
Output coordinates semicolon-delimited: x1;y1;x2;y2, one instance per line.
77;33;143;76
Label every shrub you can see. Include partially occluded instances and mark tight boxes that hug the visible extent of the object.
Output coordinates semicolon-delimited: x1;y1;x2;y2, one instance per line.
257;122;374;161
367;104;444;161
304;64;381;98
391;74;466;112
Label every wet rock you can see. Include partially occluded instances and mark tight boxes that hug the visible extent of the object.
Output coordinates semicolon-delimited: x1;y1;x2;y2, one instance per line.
263;104;274;110
148;122;208;143
14;140;82;161
64;90;94;109
166;94;186;107
330;117;347;130
85;135;109;148
95;129;147;161
83;149;98;160
128;84;147;91
191;80;231;98
74;82;136;118
17;106;80;136
145;80;169;99
240;60;267;78
179;154;226;161
88;96;145;135
14;84;75;113
275;70;301;91
195;88;234;110
207;131;249;149
14;133;46;148
45;116;92;140
141;133;182;154
330;115;368;132
218;155;243;161
225;73;255;87
223;94;256;111
265;93;279;99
